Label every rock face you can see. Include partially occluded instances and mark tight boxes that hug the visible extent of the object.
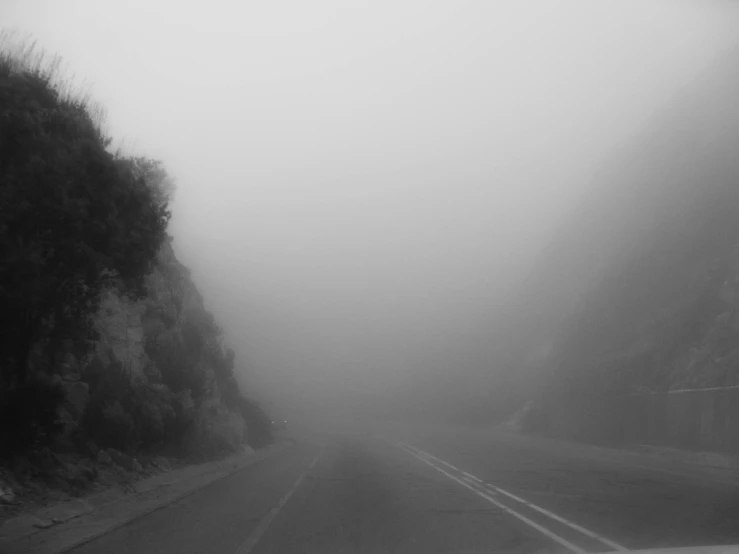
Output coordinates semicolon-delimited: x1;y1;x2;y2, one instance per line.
66;238;251;459
0;482;16;505
63;382;89;417
192;397;247;455
97;450;113;465
524;52;739;451
94;289;149;382
107;449;135;471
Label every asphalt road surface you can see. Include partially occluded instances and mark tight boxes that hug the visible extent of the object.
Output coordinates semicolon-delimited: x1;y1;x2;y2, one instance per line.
66;425;739;554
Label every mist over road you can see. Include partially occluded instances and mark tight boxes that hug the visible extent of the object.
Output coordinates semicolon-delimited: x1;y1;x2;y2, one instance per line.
64;424;739;554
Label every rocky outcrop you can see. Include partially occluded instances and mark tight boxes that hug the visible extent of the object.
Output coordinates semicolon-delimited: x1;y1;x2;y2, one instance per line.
53;238;251;459
523;51;739;449
94;290;149;381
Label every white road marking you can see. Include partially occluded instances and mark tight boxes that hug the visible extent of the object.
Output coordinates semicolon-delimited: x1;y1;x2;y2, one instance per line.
402;446;587;554
236;451;322;554
462;471;482;482
480;482;627;551
403;443;628;552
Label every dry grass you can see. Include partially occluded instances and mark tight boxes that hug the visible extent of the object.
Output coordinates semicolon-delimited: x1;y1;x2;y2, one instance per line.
0;28;109;143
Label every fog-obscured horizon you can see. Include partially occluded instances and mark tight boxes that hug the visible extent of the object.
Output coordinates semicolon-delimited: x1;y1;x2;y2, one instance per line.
6;0;739;423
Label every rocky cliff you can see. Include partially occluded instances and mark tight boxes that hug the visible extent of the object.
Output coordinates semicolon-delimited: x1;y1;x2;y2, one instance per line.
519;50;739;446
0;35;271;520
35;236;259;465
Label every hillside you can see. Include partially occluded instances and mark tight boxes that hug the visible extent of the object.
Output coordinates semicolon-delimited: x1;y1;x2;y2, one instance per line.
0;36;272;515
517;48;739;444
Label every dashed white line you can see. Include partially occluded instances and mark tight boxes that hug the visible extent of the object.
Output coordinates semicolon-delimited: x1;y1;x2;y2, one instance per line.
480;481;626;551
403;446;587;554
236;451;322;554
402;443;628;553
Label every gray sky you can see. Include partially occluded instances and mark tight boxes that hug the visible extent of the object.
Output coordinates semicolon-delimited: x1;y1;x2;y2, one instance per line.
4;1;739;412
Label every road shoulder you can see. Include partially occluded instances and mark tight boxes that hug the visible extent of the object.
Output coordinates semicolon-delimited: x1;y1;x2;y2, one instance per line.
0;443;287;554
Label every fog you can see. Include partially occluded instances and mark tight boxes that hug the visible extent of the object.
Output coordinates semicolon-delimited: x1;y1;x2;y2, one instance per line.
5;1;739;422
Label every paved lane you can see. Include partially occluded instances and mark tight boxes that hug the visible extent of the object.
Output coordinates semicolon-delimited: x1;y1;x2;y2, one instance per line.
63;426;739;553
250;436;559;554
395;425;739;551
68;441;322;554
67;433;568;554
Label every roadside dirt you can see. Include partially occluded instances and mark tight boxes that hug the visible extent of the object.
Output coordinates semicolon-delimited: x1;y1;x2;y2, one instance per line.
0;447;220;525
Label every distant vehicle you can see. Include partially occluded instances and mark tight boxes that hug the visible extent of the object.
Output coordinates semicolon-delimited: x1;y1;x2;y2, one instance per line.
271;419;287;431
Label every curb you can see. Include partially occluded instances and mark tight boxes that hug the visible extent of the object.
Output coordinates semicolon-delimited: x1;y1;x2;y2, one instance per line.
1;458;230;542
0;442;289;553
56;444;285;554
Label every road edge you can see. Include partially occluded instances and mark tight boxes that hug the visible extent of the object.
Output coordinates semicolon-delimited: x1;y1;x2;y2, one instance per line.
0;442;292;554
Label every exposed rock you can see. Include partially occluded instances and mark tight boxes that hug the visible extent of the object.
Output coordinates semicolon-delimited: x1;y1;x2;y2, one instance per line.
54;462;94;489
56;407;77;438
174;389;195;420
716;312;731;325
63;381;89;417
78;461;98;482
81;441;99;459
97;450;113;465
34;371;63;389
153;456;171;471
32;518;55;529
132;459;144;473
94;290;149;380
60;354;82;382
107;449;135;470
187;393;247;457
143;362;163;383
0;484;17;505
127;326;144;345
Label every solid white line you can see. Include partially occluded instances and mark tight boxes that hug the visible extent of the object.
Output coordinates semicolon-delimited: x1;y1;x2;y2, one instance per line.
402;446;586;554
405;444;628;552
236;452;322;554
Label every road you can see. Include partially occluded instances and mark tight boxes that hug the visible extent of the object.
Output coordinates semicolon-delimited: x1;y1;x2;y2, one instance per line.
65;425;739;554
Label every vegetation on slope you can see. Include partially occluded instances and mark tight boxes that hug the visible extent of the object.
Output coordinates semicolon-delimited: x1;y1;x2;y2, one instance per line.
0;31;272;490
517;50;739;440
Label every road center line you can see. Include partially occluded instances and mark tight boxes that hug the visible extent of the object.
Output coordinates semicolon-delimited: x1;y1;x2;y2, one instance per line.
236;451;322;554
402;446;587;554
403;443;628;552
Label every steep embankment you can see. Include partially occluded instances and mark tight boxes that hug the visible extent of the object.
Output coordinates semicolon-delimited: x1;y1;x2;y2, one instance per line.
520;49;739;446
78;238;258;458
0;36;272;517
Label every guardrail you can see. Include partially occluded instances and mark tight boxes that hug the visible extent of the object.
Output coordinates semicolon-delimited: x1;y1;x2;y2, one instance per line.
541;386;739;453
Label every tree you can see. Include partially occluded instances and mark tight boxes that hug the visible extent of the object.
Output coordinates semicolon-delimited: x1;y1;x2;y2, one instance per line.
116;156;176;208
0;45;170;390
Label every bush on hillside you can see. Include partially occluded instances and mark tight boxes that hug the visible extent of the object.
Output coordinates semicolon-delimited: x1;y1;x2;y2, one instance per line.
83;357;193;454
144;332;207;400
0;380;65;459
0;34;272;463
236;396;274;449
0;35;169;454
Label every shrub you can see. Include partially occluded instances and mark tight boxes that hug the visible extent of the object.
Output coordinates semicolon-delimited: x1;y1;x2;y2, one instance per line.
145;332;206;400
236;396;274;449
0;33;169;402
0;380;65;459
99;401;136;451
